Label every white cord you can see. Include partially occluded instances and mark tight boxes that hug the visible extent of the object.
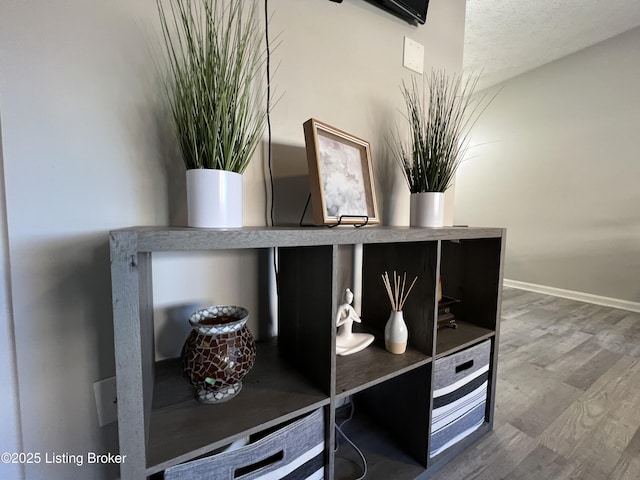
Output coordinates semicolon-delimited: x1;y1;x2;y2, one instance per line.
334;400;355;452
335;424;367;480
334;401;368;479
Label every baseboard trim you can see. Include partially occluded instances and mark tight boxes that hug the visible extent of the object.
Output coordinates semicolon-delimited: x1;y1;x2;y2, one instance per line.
503;279;640;313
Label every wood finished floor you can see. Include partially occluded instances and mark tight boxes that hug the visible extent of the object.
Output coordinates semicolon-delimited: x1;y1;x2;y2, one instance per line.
429;287;640;480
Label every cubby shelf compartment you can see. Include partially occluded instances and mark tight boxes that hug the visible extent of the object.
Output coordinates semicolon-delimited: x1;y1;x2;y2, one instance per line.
335;414;427;480
110;226;505;480
336;338;431;400
435;321;495;358
146;342;329;475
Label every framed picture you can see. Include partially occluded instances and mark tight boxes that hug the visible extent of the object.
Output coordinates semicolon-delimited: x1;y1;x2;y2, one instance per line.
303;119;380;226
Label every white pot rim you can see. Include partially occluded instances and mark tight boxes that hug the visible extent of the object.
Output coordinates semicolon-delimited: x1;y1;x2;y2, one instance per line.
186;168;242;175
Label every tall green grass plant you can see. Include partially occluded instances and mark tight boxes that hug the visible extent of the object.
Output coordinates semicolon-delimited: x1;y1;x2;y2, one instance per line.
157;0;266;172
394;70;493;193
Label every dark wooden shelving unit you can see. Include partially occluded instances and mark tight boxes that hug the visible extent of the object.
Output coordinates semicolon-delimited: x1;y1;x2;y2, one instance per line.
109;226;505;480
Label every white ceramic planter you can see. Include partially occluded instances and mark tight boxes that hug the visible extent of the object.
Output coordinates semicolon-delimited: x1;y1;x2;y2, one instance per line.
186;169;242;228
385;310;408;354
410;192;445;227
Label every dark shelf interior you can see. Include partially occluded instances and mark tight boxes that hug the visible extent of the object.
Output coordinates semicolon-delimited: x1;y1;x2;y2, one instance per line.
334;409;426;480
435;320;494;357
335;331;431;399
361;241;438;356
147;342;329;473
440;238;502;332
278;245;334;394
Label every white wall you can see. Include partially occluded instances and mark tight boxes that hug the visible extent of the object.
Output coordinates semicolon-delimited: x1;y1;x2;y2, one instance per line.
264;0;464;227
0;1;466;479
455;27;640;303
0;119;22;480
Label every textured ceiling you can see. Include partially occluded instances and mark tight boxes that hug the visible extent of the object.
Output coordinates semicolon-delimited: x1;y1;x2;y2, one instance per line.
464;0;640;90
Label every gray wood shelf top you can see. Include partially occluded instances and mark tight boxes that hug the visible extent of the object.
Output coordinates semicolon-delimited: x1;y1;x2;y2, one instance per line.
109;226;505;253
435;321;495;358
336;336;431;400
146;342;329;474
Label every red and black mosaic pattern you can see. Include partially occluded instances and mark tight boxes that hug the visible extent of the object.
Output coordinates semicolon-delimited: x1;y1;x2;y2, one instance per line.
182;319;256;404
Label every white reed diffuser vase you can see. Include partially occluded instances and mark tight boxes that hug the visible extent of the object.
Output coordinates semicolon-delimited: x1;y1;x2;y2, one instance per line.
382;271;418;355
385;310;408;354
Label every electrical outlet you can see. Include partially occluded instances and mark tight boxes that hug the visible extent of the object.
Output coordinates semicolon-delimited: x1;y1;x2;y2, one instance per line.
403;36;424;74
93;377;118;427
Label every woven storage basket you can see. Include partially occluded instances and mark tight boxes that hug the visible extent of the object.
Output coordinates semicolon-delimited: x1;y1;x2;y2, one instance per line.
164;408;325;480
430;339;491;457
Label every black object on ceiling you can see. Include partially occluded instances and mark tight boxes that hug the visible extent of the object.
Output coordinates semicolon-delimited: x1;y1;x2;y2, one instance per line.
329;0;429;26
368;0;429;25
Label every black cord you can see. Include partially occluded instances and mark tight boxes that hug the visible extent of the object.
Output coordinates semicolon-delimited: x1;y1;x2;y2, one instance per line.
264;0;279;300
265;0;274;227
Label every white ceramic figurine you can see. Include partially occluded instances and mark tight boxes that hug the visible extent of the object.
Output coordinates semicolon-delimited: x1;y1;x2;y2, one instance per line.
335;288;374;356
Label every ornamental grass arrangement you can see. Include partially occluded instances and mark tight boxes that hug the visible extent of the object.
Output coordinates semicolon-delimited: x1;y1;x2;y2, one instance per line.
393;70;495;193
157;0;267;173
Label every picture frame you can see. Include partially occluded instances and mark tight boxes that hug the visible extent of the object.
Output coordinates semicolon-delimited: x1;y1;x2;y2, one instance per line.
303;118;380;226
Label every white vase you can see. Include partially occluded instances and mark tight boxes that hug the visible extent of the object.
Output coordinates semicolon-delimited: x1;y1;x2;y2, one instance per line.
186;169;242;228
410;192;445;227
385;310;408;354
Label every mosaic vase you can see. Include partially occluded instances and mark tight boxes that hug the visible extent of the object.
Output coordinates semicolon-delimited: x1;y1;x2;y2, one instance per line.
182;306;256;404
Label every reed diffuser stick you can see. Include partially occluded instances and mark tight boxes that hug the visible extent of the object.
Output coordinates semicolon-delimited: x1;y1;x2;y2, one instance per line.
381;271;418;312
393;271;399;310
399;276;418;310
382;272;395;309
